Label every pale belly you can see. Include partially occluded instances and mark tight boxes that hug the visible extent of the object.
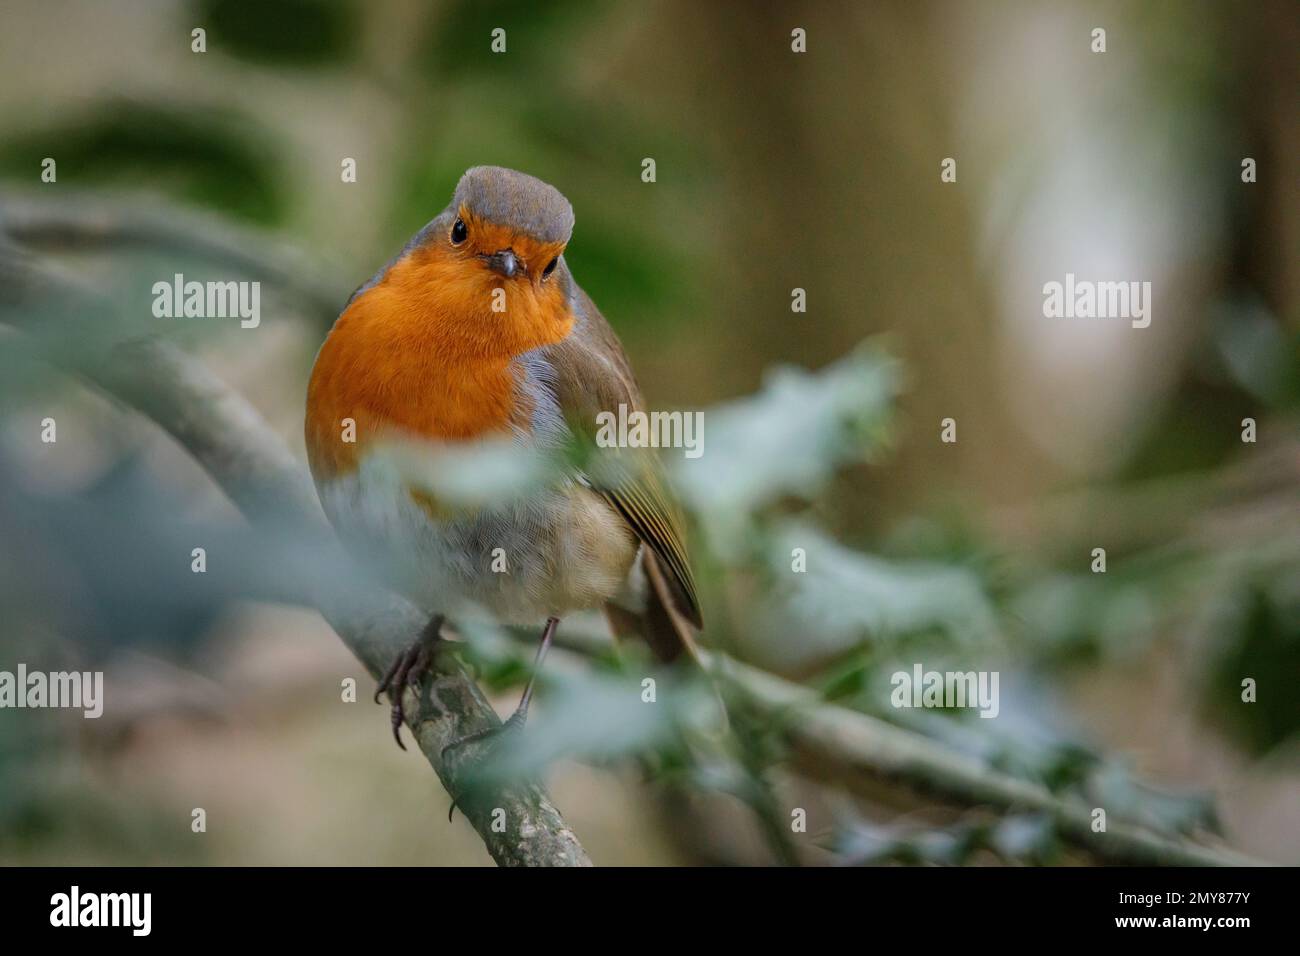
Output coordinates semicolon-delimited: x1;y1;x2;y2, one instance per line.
316;465;640;625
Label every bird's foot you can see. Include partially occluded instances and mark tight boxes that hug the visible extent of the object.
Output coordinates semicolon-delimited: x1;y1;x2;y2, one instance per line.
439;615;557;822
440;709;528;822
374;614;444;750
441;708;528;764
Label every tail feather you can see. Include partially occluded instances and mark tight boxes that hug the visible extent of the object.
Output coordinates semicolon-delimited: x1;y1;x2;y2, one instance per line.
640;548;702;663
602;549;700;663
604;549;728;733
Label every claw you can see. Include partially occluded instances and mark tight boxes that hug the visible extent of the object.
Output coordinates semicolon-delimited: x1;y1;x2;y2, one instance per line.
391;703;406;750
442;712;527;824
374;615;444;750
374;652;404;705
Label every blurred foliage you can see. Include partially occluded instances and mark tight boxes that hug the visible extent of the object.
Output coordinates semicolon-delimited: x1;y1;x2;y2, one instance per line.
674;345;899;550
415;0;606;81
1203;584;1300;753
833;813;1061;867
0;102;285;225
196;0;360;67
752;522;999;661
1214;301;1300;408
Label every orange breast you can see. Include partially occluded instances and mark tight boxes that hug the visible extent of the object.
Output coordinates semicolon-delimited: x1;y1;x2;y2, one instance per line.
306;259;528;482
306;229;574;484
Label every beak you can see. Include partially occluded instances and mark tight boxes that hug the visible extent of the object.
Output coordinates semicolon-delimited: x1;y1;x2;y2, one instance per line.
485;249;519;278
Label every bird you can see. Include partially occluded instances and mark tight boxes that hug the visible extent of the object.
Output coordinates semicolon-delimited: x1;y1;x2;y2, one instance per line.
305;165;703;753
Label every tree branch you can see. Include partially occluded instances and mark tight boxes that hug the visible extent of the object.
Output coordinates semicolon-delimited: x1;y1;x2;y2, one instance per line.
725;657;1260;866
544;626;1263;867
0;192;347;324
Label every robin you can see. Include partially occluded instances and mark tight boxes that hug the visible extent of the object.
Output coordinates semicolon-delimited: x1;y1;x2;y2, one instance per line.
305;166;703;751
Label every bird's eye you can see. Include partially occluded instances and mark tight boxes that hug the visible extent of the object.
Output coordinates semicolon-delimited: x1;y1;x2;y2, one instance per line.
543;257;558;278
450;218;468;244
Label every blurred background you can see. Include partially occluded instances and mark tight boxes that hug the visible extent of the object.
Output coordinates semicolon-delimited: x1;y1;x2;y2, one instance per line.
0;0;1296;865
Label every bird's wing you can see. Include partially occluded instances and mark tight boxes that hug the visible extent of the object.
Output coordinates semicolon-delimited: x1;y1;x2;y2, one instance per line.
539;288;703;631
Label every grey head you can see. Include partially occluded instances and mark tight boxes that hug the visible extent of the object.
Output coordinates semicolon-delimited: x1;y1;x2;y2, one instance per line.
451;166;575;245
348;167;578;305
